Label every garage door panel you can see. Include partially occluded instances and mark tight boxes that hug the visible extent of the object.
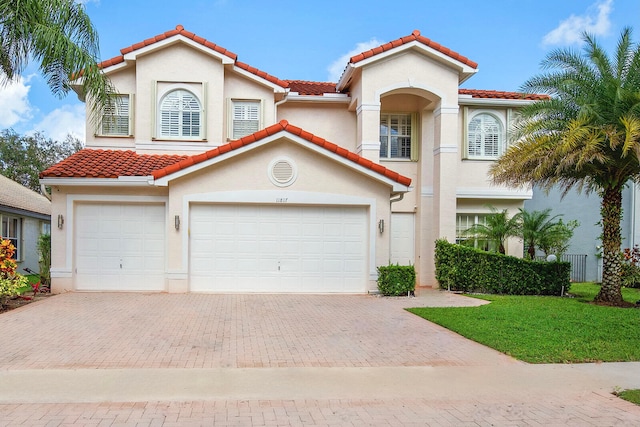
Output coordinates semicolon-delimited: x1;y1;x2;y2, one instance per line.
76;203;165;291
190;204;367;293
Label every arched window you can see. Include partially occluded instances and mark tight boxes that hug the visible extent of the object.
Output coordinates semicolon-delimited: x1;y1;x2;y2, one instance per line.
159;89;201;138
467;113;504;159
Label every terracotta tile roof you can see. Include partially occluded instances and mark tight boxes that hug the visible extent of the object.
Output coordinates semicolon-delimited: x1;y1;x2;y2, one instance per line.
0;175;50;216
235;61;290;88
350;30;478;69
40;150;189;178
459;89;550;100
152;121;411;186
97;25;289;89
285;80;338;95
40;124;410;186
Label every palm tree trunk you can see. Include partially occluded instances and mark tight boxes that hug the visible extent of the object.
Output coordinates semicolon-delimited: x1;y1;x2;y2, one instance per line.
595;187;624;305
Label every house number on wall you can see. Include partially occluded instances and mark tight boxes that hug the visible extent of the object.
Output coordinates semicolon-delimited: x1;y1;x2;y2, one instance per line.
276;198;288;203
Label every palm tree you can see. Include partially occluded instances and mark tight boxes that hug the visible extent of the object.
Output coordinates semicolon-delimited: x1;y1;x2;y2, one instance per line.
490;28;640;306
516;208;561;260
462;206;520;254
0;0;112;118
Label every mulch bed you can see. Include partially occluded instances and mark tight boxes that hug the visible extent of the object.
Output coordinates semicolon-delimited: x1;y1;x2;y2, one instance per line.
0;292;51;314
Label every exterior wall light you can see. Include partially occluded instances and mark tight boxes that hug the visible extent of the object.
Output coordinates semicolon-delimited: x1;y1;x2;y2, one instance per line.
57;214;64;229
378;219;384;234
174;215;180;231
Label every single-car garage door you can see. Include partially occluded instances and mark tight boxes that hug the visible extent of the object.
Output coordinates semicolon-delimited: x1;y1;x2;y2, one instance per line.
190;204;368;293
75;203;166;291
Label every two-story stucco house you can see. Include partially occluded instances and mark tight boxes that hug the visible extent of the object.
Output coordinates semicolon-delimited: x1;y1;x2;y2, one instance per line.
40;25;546;294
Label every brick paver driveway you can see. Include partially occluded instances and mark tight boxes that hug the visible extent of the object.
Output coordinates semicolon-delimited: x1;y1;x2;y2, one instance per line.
0;292;514;369
2;291;640;426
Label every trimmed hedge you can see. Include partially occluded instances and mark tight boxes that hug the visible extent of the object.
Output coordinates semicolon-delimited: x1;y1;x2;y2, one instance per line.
435;239;570;295
377;264;416;296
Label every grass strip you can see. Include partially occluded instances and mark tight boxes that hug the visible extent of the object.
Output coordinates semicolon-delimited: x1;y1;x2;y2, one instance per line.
407;283;640;363
616;389;640;406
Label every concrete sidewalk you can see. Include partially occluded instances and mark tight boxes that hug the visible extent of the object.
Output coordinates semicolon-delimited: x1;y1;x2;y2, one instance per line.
1;291;640;426
0;364;639;404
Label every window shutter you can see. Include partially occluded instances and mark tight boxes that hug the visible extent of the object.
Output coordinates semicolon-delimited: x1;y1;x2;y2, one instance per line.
232;101;260;139
159;89;201;138
151;81;157;139
410;113;418;161
128;93;134;136
99;95;131;136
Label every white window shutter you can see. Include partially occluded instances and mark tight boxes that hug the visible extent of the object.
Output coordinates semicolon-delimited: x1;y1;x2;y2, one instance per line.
232;101;260;139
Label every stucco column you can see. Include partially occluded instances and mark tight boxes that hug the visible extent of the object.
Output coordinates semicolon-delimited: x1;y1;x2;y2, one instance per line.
356;103;381;162
432;105;459;243
166;192;188;293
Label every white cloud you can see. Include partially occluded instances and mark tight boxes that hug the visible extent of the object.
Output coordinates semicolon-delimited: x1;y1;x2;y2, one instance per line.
30;103;86;143
542;0;613;46
327;38;384;82
0;76;34;128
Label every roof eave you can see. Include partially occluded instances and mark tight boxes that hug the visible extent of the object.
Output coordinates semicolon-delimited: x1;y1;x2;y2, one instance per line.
336;65;354;92
338;41;478;90
39;177;155;187
231;65;288;93
284;93;350;103
123;35;235;65
458;97;540;107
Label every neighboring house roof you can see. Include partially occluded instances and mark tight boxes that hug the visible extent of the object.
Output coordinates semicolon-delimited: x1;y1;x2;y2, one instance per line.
41;121;412;187
350;30;478;69
98;25;290;89
0;175;51;216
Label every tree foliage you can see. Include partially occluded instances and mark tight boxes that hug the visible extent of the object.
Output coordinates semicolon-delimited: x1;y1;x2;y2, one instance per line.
517;208;561;260
0;129;82;192
0;0;112;119
490;28;640;306
462;206;577;259
461;206;520;254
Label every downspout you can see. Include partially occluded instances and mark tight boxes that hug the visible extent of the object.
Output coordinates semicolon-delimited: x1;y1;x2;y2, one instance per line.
274;91;289;122
390;193;404;205
40;183;51;201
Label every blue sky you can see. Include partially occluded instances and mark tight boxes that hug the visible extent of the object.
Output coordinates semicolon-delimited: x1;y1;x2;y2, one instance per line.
1;0;638;143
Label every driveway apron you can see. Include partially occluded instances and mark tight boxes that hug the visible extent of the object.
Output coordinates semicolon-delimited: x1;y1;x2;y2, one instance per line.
1;291;639;426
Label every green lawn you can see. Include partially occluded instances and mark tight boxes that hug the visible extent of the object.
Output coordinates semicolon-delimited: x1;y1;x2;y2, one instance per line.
616;389;640;406
407;283;640;364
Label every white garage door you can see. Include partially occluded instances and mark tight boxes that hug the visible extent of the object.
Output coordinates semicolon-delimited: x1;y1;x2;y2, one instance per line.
75;203;166;291
190;204;368;293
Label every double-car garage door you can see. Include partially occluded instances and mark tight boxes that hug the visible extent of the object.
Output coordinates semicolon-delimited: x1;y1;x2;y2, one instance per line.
75;203;368;293
190;204;368;293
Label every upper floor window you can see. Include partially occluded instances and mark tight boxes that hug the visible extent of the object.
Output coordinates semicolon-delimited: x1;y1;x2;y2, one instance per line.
467;112;504;159
159;89;202;138
1;215;21;260
380;113;413;159
99;94;132;136
231;100;260;139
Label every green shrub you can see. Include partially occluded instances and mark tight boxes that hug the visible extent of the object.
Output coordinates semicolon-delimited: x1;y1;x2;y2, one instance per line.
37;234;51;287
435;239;570;295
377;264;416;296
621;246;640;288
1;238;29;307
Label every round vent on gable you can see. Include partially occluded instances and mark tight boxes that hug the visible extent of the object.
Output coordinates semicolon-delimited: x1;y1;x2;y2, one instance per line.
268;157;297;187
